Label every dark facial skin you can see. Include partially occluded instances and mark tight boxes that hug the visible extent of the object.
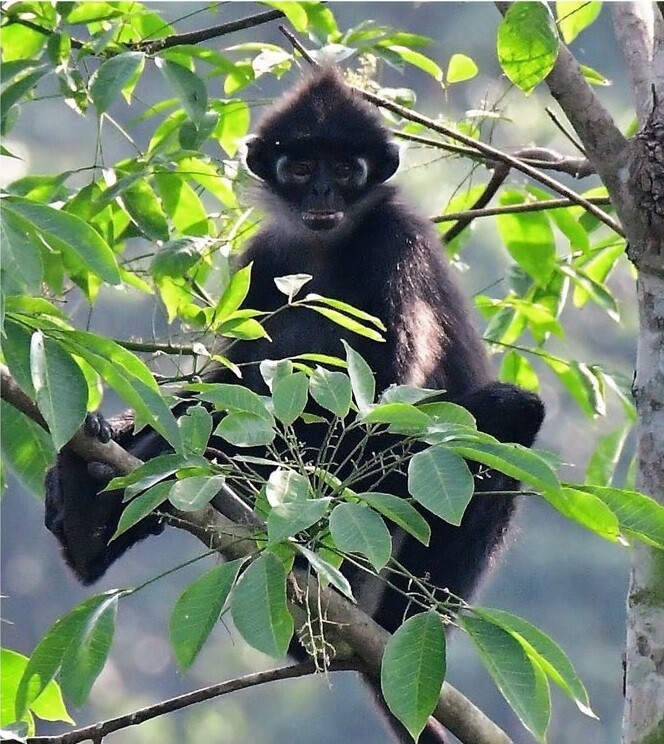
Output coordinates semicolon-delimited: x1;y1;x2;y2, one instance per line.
273;150;370;231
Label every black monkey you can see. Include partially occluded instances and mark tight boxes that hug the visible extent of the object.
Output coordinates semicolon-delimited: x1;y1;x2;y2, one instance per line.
45;67;544;743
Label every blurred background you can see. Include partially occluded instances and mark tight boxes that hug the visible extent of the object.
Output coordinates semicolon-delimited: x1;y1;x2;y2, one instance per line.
2;3;636;742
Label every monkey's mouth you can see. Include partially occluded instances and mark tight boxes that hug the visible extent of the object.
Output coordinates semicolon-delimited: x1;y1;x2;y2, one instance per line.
302;210;344;231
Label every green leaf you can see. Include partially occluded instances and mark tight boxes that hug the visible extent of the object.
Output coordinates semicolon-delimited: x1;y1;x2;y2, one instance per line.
153;172;210;236
304;294;386;332
559;264;619;321
0;400;56;497
364;402;430;433
386;45;443;80
0;205;43;294
178;406;213;457
3;318;36;397
499;351;539;391
214;264;252;322
342;341;375;414
231;554;294;657
263;2;309;31
267;498;330;544
543;357;605;418
169;559;244;670
297;545;355;600
1;649;73;731
112;481;172;539
450;441;560;495
586;424;630;487
215;412;276;447
542;487;620;542
573;240;625;307
107;453;186;492
59;595;118;707
211;99;251;156
273;372;308;426
408;446;474;525
169;474;225;511
266;469;312;505
309;367;352;418
461;613;550;742
446;53;478;83
188;383;273;422
496;192;556;285
381;612;446;741
157;58;208;124
121;178;169;242
476;608;594;717
357;492;431;546
4;198;121;286
556;1;602;43
58;330;182;451
90;52;145;114
309;304;384;342
497;2;559;94
579;485;664;550
579;63;611;86
1;66;50;125
30;332;87;451
16;593;118;718
329;502;392;571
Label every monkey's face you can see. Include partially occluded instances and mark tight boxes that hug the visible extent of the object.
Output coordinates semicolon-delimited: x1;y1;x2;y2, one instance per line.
244;138;400;233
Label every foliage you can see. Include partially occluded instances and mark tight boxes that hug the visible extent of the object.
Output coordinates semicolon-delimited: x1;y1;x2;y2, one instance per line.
0;2;659;742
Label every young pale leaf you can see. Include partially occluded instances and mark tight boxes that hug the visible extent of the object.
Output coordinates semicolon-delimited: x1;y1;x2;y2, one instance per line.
266;469;312;505
309;305;384;342
90;52;144;113
16;593;119;718
358;492;431;546
342;341;375;414
542;487;620;542
297;545;355;600
555;1;602;43
169;474;225;511
0;400;55;497
30;332;87;451
475;608;595;718
59;594;118;707
178;406;213;457
329;503;392;571
497;2;559;94
156;58;207;124
1;649;73;731
274;273;312;301
169;559;244;670
112;481;172;539
260;359;294;392
446;53;478;83
273;372;308;426
449;441;560;494
408;446;474;525
214;412;275;447
585;424;630;487
309;367;352;417
267;498;330;544
461;614;551;742
231;554;294;657
579;485;664;549
381;612;446;741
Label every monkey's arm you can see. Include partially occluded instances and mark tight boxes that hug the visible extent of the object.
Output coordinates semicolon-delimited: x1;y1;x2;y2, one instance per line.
44;412;165;585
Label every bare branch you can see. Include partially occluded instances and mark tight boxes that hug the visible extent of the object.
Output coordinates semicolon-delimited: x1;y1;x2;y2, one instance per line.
433;195;612;225
611;3;664;125
279;25;624;237
1;365;513;744
25;662;363;744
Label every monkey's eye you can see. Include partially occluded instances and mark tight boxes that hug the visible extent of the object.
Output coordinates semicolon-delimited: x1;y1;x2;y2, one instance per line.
290;160;315;179
334;162;352;181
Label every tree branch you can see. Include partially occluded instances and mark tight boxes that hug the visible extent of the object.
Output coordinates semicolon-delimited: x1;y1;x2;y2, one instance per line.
24;662;362;744
0;365;513;744
278;25;624;237
611;2;664;125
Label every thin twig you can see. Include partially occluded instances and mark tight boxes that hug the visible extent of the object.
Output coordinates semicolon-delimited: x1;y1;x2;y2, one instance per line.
433;195;612;224
25;662;364;744
279;25;624;237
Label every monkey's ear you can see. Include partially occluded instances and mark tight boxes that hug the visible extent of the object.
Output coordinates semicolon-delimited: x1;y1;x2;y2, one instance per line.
374;141;401;183
240;134;271;181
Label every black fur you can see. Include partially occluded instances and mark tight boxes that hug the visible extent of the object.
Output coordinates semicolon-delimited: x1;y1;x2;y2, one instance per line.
45;66;544;743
